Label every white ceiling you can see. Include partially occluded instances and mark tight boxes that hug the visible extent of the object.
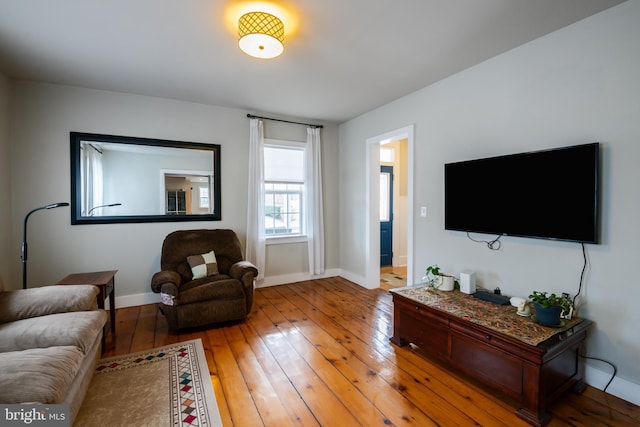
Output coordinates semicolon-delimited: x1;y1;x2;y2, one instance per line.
0;0;625;123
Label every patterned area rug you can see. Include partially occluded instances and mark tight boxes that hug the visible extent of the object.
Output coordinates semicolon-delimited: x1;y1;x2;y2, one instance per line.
381;272;407;288
74;339;221;426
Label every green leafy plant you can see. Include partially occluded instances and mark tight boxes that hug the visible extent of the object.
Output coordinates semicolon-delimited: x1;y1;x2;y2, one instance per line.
424;265;460;290
528;291;573;315
424;265;442;285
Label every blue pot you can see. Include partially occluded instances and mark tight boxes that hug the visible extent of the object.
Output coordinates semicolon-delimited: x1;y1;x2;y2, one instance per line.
534;303;562;326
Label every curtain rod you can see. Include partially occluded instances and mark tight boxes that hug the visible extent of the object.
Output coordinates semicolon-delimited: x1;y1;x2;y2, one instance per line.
246;113;323;129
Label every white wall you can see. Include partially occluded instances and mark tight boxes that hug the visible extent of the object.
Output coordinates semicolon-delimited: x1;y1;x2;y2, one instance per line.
340;1;640;403
7;82;339;304
101;149;212;215
0;72;10;290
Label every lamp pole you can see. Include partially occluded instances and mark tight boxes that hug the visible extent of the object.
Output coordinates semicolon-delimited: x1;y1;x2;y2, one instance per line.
21;202;69;289
87;203;122;216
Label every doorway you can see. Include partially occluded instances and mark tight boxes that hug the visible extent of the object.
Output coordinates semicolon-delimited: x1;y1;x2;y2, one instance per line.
365;125;414;289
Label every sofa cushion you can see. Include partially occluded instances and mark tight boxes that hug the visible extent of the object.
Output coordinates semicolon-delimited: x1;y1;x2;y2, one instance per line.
0;310;107;353
187;250;219;279
179;277;245;304
0;285;99;324
0;346;84;404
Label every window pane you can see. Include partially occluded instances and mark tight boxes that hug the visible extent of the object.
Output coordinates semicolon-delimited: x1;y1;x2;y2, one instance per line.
264;182;303;235
380;172;390;221
380;146;395;163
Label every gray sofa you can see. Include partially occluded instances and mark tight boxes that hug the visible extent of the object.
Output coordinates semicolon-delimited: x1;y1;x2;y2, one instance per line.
0;284;107;424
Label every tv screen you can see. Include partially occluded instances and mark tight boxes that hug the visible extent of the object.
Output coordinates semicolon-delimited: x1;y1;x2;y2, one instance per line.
444;142;600;243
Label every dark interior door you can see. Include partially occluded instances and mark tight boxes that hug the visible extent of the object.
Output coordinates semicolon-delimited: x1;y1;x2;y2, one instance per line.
380;165;393;267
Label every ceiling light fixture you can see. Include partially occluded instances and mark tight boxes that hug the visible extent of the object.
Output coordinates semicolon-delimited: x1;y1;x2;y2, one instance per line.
238;11;284;59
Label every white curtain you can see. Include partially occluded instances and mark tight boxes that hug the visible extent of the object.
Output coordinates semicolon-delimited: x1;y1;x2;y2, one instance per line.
246;118;266;280
306;127;325;275
81;144;103;216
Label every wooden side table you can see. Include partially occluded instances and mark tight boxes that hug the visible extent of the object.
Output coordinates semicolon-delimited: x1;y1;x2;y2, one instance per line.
55;270;118;349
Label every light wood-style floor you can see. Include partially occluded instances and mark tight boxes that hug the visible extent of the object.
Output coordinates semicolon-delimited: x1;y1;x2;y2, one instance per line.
103;277;639;426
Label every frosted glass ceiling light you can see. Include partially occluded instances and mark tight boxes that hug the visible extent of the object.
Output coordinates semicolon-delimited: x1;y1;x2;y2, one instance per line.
238;11;284;59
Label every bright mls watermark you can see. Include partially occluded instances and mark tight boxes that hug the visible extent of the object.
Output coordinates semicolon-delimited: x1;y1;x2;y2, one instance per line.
0;404;69;426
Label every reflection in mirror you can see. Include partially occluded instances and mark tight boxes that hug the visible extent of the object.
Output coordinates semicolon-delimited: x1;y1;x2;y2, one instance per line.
71;133;221;224
164;173;213;215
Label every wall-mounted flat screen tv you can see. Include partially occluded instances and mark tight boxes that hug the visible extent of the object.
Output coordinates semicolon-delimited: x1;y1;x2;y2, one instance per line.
444;142;600;244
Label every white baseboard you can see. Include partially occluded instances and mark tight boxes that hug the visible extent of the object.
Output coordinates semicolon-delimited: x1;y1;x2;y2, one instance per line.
117;269;366;307
113;270;346;308
114;292;160;308
256;268;343;288
585;364;640;406
333;269;367;288
393;258;407;268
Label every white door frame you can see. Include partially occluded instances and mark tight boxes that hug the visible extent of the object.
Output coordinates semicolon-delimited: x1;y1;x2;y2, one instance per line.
365;125;414;289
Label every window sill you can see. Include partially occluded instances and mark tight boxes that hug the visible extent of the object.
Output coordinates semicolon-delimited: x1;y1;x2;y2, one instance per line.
266;235;308;245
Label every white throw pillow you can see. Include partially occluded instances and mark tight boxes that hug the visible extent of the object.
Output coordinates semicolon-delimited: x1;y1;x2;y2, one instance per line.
187;250;219;279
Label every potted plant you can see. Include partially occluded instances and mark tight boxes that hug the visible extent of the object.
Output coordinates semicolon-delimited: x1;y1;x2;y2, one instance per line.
528;291;573;326
423;265;456;291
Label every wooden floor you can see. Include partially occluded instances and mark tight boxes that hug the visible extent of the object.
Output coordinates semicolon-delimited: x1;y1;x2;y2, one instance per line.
103;277;639;426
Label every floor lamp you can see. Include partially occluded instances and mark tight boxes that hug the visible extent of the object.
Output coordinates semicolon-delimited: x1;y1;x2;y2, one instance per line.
87;202;122;216
21;202;69;289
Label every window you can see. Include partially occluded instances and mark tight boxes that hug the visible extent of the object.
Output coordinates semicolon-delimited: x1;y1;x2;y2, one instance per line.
380;146;395;163
264;140;305;238
199;186;209;208
380;171;390;221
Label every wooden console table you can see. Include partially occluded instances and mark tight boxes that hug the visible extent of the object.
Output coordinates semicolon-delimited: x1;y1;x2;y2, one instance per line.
390;286;592;426
56;270;117;350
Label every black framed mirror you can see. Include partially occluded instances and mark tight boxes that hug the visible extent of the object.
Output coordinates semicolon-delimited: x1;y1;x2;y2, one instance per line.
70;132;221;224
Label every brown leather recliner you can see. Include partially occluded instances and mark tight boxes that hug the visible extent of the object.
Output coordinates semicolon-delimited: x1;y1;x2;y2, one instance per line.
150;229;258;330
